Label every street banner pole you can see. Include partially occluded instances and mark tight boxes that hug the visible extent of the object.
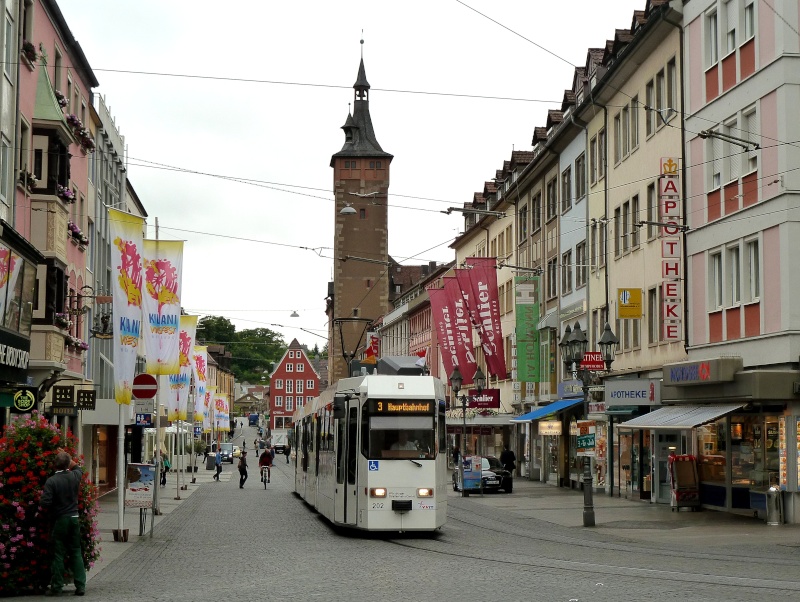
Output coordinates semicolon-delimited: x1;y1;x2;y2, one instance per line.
116;403;125;537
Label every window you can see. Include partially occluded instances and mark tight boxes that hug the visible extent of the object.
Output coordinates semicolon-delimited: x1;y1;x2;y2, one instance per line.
306;379;314;390
546;178;558;221
622;200;630;253
742;107;758;172
274;379;283;390
599;218;607;267
632;318;641;348
667;60;677;120
656;69;665;120
576;241;587;288
275;396;283;408
518;205;528;241
710;252;723;308
561;250;572;294
613;113;622;164
710;133;722;190
297;362;304;372
532;194;542;232
646;80;656;137
359;208;366;219
708;11;719;65
746;239;760;300
598;129;606;178
728;245;741;304
0;137;8;204
631;96;640;149
647;183;657;240
286;363;293;372
296;380;304;394
3;17;12;78
575;154;586;200
648;287;660;344
726;1;737;53
744;1;754;40
286;397;294;412
622;104;630;157
590;222;598;271
286;380;293;394
561;167;572;213
614;207;622;257
289;350;295;358
547;257;558;299
726;118;741;182
590;136;598;184
631;195;640;247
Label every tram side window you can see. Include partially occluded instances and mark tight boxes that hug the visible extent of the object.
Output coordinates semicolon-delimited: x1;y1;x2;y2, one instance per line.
368;416;434;459
438;405;446;454
347;408;358;485
336;419;345;484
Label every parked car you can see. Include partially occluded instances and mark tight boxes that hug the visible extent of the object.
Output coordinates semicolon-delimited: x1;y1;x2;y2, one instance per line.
452;456;513;493
219;442;234;464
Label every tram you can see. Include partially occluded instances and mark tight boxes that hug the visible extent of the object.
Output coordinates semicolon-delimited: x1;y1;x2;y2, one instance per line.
292;357;447;532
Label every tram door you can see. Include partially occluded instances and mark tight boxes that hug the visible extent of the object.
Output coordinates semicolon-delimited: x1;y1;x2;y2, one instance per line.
334;403;358;525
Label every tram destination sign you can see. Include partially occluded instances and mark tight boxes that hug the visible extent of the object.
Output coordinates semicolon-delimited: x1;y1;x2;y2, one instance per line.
368;399;435;415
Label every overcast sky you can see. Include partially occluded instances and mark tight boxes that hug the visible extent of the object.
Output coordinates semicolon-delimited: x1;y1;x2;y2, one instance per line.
58;0;640;350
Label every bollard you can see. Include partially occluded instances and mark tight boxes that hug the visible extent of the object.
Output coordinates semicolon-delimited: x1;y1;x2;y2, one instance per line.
766;485;783;526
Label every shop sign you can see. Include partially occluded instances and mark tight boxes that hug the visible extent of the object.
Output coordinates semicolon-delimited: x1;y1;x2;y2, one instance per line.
0;329;31;384
617;288;643;319
469;389;500;409
558;380;584;398
515;276;540;382
659;156;683;342
51;385;76;416
588;401;606;414
559;299;585;323
663;357;742;386
76;390;96;411
577;420;596;457
0;386;37;414
124;463;154;508
538;420;562;436
605;379;661;407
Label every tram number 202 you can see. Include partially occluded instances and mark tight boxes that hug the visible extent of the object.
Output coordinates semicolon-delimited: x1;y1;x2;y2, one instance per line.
372;502;384;509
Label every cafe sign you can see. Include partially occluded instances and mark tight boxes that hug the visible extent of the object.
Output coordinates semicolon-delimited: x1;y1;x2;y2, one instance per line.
538;420;562;436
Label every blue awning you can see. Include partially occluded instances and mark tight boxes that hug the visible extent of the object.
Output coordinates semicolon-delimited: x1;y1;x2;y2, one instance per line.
510;398;584;423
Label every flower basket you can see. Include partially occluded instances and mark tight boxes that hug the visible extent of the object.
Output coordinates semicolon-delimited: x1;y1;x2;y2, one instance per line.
54;312;72;329
64;114;95;153
64;334;89;351
54;90;68;109
17;170;37;192
67;220;89;246
21;40;36;63
57;184;76;204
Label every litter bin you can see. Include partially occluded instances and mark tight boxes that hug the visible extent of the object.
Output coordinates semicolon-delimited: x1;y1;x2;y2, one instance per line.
206;455;216;471
766;485;783;525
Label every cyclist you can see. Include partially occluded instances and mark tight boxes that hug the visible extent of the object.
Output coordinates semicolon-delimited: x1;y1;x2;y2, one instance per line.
259;446;273;483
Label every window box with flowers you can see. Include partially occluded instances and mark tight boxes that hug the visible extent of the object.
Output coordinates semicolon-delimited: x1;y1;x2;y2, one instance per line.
21;40;37;67
67;220;89;248
54;312;73;330
65;113;96;153
65;334;89;351
17;169;37;192
54;90;68;109
57;184;76;204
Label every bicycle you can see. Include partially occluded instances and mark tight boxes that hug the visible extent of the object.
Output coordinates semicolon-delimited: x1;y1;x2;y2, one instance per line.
261;465;271;489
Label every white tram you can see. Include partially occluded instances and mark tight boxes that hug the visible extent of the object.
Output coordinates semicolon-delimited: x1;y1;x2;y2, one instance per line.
292;357;447;532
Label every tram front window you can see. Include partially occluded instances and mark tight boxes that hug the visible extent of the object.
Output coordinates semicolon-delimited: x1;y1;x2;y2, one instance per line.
369;416;434;459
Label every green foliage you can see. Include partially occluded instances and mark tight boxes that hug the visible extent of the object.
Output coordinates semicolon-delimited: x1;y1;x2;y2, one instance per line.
197;315;236;345
0;412;100;596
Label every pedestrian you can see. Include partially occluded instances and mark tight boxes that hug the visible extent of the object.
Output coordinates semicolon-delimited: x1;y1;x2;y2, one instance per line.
238;450;248;488
160;455;171;486
214;449;222;481
284;444;291;464
452;446;460;467
253;438;258;451
500;444;517;473
270;445;276;460
39;449;86;597
259;447;273;483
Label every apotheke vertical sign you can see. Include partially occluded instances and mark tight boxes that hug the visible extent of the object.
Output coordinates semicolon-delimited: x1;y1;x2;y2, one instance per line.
660;156;682;342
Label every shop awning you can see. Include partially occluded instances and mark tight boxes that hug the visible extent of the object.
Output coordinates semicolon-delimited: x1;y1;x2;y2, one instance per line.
511;398;584;422
617;403;743;430
537;309;558;331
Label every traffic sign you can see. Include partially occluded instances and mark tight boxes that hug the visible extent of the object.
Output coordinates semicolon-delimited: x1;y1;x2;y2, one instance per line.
132;374;158;399
580;351;606;371
135;413;153;427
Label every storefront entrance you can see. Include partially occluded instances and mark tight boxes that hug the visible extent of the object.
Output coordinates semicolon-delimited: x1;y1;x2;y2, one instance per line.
654;431;685;504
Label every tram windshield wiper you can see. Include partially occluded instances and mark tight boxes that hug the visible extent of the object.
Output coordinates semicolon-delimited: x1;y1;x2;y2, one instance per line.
408;459;422;467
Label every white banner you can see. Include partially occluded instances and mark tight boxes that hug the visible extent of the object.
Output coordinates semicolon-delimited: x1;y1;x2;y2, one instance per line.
142;240;183;374
192;346;208;423
109;209;145;405
168;315;197;421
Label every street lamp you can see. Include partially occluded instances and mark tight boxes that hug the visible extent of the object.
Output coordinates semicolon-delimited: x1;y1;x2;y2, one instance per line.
449;366;486;498
559;320;617;527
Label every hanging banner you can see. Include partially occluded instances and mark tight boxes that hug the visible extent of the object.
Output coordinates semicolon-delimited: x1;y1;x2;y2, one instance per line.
192;346;208;423
168;315;197;421
109;208;145;405
203;386;216;434
142;239;184;374
464;257;506;378
443;277;477;385
515;276;540;382
429;281;477;385
0;244;23;321
214;391;229;431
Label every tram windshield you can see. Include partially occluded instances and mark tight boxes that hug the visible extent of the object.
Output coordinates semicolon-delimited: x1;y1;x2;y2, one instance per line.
367;416;435;459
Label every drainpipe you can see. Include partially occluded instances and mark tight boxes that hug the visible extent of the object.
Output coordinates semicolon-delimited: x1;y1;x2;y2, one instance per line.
13;0;24;228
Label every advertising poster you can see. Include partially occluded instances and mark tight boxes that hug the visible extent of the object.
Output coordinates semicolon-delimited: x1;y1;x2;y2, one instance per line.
108;208;145;405
124;463;155;508
463;455;482;490
778;417;786;491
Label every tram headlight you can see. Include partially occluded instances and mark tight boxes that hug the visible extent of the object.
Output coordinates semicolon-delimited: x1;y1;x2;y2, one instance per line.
417;488;434;497
369;487;387;498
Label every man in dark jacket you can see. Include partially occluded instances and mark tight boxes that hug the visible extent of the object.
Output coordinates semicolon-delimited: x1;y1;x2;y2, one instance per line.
500;444;517;473
40;450;86;596
238;450;248;488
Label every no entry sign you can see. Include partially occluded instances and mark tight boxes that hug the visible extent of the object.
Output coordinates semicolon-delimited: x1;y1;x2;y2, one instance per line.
132;373;158;399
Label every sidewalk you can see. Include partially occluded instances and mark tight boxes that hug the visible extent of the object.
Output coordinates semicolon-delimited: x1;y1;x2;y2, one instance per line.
452;473;800;549
90;463;231;580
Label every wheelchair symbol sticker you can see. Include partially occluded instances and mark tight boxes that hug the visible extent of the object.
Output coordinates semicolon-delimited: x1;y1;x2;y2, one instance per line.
368;460;379;471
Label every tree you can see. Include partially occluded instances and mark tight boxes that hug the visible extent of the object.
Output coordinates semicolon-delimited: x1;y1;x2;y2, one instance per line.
197;315;236;345
232;328;286;384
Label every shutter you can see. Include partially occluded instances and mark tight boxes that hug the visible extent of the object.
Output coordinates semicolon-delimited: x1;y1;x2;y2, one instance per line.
727;0;738;33
711;135;723;187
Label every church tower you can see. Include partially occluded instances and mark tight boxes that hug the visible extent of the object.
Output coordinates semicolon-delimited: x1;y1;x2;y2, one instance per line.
328;48;393;382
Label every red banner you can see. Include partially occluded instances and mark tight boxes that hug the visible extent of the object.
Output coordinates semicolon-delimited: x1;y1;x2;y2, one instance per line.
443;277;477;384
464;257;507;378
429;281;477;385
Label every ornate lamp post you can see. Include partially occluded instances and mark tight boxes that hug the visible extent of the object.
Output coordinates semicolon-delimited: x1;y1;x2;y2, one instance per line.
559;321;617;527
449;366;486;498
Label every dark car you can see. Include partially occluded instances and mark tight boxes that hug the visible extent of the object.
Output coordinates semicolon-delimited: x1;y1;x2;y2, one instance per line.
452;455;513;493
219;442;234;464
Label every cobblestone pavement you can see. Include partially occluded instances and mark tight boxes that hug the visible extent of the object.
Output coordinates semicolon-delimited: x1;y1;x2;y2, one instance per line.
23;440;800;601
